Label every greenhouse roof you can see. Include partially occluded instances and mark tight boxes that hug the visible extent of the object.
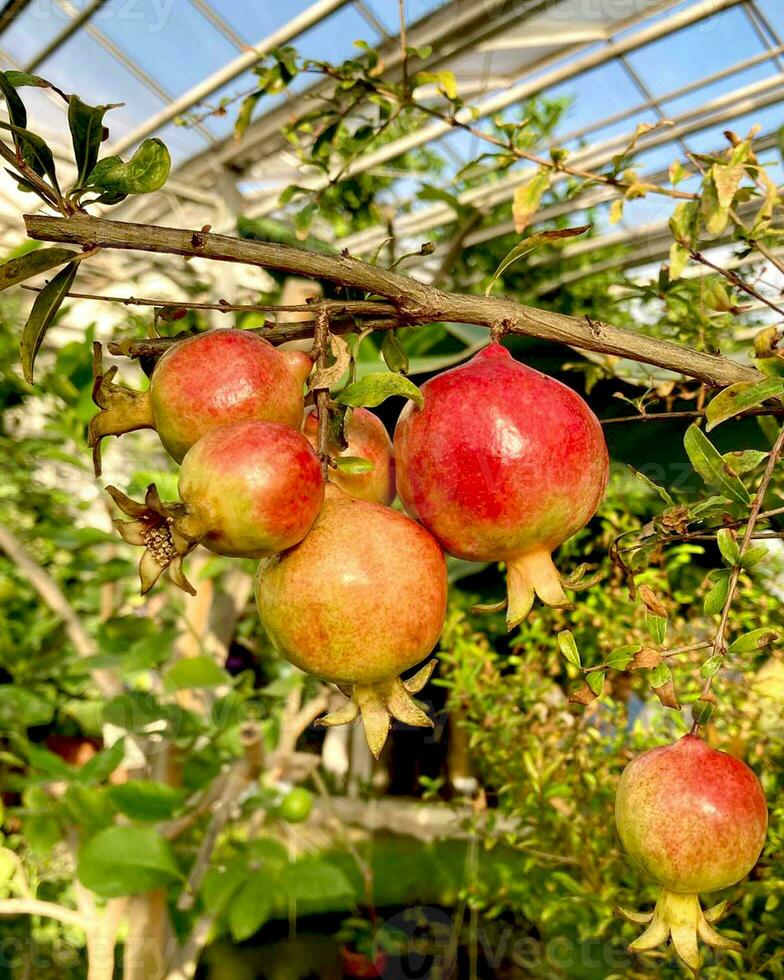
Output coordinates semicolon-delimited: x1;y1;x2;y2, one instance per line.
1;0;783;285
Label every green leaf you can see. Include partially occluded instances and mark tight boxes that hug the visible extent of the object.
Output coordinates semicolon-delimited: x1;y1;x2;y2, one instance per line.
381;330;409;374
279;858;355;905
729;627;779;653
556;630;581;668
61;785;116;834
333;455;374;475
0;71;27;129
0;686;54;728
77;826;180;898
740;545;768;568
337;372;423;410
684;424;750;504
235;90;264;140
164;656;230;691
86;138;171;198
102;691;170;732
0;121;61;191
706;379;784;431
485;226;588;296
67;96;117;187
0;247;78;293
606;645;640;670
201;859;249;916
716;528;740;565
700;655;723;678
20;260;78;383
630;467;675;506
586;671;605;696
649;663;672;689
723;450;767;476
25;743;74;779
76;739;125;786
107;782;185;821
646;611;667;645
229;877;273;941
704;568;731;615
691;699;715;726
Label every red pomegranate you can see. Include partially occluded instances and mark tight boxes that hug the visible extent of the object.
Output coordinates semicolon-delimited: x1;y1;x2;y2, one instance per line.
108;420;324;594
303;406;395;506
255;484;447;756
90;329;313;463
615;734;767;972
394;342;608;628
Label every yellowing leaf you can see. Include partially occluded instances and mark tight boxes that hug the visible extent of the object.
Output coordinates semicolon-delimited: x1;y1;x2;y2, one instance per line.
512;171;552;235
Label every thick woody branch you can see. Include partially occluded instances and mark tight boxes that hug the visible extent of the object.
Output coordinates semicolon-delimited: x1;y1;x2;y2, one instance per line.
25;214;760;387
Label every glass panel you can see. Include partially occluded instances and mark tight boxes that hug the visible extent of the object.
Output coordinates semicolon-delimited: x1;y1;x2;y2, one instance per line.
625;7;764;97
98;1;238;96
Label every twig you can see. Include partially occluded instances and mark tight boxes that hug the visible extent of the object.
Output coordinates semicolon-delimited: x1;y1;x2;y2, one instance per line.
398;0;409;98
601;406;784;425
0;898;87;929
0;139;68;214
411;102;697;204
20;285;395;319
176;723;263;910
693;422;784;730
24;214;761;387
687;244;784;319
108;317;400;358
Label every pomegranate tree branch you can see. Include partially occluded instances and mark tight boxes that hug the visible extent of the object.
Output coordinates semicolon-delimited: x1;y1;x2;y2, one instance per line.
21;284;395;319
693;421;784;730
24;214;760;387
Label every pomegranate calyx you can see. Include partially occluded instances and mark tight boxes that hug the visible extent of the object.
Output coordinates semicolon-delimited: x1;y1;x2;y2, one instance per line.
505;551;572;631
316;660;437;758
618;890;741;975
106;484;196;596
88;343;154;477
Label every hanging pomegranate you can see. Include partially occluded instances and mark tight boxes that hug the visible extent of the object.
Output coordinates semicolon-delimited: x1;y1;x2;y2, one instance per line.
255;484;447;756
108;420;324;594
394;342;608;629
90;329;312;464
615;734;767;973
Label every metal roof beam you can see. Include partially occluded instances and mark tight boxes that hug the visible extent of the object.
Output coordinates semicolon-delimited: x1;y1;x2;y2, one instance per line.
24;0;109;72
241;0;740;221
108;0;354;156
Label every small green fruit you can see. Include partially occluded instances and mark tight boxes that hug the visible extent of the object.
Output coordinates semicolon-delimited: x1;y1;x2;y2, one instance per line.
278;787;313;824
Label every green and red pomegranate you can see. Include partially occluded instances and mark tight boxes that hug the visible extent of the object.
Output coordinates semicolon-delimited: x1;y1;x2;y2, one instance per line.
91;329;312;463
394;342;608;628
615;734;767;973
255;484;447;756
303;406;395;506
109;420;323;593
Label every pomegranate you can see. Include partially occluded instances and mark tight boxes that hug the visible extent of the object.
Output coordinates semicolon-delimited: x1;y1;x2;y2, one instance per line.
394;342;608;629
303;406;395;505
615;734;767;972
90;329;313;464
254;484;447;756
108;420;324;594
